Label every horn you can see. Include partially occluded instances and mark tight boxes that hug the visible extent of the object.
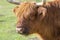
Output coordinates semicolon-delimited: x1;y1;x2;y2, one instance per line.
7;0;20;5
36;0;46;6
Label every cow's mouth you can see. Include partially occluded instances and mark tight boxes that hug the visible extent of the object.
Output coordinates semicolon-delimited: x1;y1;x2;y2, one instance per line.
16;27;29;35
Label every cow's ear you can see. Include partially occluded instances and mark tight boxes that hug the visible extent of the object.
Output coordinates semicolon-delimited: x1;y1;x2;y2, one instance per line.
38;7;47;19
13;6;19;13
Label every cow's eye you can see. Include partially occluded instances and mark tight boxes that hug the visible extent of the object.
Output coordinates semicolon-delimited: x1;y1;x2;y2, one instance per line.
29;13;37;21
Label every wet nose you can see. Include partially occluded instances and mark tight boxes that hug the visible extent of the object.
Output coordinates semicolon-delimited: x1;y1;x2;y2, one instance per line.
16;27;24;34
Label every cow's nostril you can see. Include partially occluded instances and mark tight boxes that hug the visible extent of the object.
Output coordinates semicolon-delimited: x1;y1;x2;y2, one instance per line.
16;28;24;34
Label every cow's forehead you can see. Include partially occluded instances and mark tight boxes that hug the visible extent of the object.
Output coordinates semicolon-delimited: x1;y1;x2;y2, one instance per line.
14;2;38;18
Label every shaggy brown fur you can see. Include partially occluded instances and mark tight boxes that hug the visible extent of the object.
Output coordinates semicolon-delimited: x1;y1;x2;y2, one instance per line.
13;0;60;40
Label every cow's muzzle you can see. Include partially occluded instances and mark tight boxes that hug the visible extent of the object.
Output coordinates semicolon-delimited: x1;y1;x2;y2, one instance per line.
16;27;29;35
16;27;24;34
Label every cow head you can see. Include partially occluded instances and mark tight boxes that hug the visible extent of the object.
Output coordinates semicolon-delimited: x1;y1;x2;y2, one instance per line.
13;2;47;35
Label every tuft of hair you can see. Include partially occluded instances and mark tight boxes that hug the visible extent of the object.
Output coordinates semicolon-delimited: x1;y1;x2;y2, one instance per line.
13;2;37;19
